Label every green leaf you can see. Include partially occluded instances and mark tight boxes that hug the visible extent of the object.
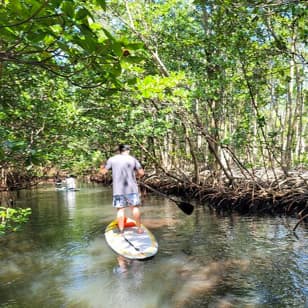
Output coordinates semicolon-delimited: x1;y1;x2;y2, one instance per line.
89;22;103;31
112;42;122;57
26;31;47;43
50;24;63;34
43;34;56;45
0;27;17;39
75;8;90;20
0;112;7;120
61;1;75;18
121;56;143;64
127;77;137;85
79;24;96;39
94;0;106;10
29;0;42;15
102;29;115;41
110;62;122;77
125;43;144;50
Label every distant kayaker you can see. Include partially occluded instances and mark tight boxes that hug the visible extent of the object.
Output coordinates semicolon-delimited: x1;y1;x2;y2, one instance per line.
66;175;76;190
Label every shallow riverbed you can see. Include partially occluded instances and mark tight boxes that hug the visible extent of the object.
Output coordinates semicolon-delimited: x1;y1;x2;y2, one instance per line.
0;184;307;307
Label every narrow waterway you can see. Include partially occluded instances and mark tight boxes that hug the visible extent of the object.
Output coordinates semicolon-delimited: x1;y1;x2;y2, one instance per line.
0;184;307;308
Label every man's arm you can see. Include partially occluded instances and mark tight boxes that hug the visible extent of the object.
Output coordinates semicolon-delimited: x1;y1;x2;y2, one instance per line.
100;164;109;175
136;168;144;178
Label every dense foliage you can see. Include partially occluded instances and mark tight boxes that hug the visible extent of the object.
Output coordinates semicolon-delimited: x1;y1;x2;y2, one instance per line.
0;206;32;234
0;0;307;190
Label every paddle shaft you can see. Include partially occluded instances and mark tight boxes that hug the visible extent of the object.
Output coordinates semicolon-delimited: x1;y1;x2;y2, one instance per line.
122;234;141;252
140;182;178;203
105;227;142;252
139;182;194;215
117;227;147;257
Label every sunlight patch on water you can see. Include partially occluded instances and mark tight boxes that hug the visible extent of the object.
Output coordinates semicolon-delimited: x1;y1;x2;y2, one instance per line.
65;276;163;308
0;260;23;283
64;256;162;308
171;258;251;308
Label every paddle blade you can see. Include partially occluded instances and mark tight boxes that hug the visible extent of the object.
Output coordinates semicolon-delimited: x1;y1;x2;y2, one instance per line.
177;201;194;215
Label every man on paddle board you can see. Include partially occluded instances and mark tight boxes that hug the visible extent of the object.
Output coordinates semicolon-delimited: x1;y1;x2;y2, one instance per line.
100;144;144;234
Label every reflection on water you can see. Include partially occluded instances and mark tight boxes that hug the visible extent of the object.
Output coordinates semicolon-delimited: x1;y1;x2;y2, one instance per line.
65;191;76;215
0;184;307;308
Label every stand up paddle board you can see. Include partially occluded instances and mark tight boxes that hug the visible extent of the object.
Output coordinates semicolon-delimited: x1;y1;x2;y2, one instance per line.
56;187;80;191
105;217;158;260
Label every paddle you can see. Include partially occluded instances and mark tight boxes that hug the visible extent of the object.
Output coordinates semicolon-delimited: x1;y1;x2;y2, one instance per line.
119;230;142;252
139;182;194;215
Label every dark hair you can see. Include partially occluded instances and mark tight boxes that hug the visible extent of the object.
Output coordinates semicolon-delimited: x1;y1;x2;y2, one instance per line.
118;144;130;152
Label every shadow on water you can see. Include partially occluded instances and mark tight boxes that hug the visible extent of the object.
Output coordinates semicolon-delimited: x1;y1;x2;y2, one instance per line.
0;183;307;308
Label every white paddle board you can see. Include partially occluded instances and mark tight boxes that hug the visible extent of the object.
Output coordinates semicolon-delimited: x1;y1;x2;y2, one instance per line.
105;217;158;260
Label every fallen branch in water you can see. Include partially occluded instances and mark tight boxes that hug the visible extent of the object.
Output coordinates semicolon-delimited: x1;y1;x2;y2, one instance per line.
293;214;308;232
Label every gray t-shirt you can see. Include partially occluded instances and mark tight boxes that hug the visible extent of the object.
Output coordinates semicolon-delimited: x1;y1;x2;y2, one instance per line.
105;154;142;195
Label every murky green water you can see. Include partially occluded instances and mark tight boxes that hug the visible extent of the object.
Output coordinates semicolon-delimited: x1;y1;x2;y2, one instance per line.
0;184;307;308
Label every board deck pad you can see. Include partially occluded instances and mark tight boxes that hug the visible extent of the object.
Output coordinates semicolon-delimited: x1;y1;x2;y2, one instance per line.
105;217;158;260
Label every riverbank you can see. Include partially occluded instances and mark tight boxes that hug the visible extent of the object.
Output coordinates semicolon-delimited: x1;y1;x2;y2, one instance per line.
149;170;307;215
91;167;308;227
2;167;307;226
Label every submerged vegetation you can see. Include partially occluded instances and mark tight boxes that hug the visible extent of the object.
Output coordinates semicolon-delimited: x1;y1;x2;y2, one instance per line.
0;1;307;219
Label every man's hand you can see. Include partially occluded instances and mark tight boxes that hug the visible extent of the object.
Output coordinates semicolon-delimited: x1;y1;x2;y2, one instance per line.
100;165;108;175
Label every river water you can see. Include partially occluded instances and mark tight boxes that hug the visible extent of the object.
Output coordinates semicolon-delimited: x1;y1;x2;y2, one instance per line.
0;184;307;308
